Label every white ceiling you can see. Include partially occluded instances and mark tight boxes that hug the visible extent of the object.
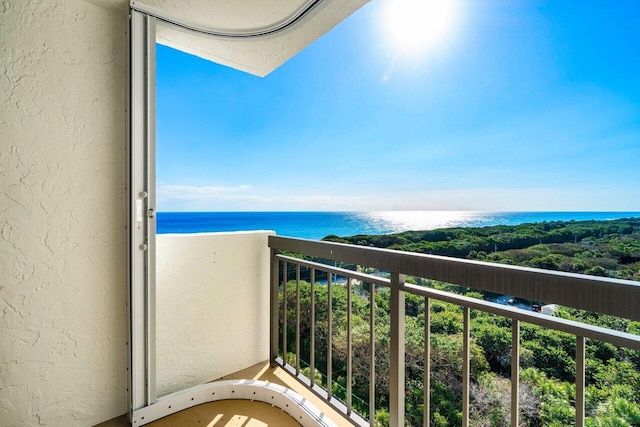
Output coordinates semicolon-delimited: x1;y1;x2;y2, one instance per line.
132;0;317;35
130;0;369;76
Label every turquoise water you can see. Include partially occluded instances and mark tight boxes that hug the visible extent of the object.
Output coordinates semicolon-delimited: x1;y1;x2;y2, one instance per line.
157;211;640;240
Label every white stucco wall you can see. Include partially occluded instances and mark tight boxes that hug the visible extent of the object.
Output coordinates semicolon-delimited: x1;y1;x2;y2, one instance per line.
0;1;128;426
156;232;273;397
0;1;357;425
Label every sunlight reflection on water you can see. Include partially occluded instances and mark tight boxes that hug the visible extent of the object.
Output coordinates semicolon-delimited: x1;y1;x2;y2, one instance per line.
358;211;489;233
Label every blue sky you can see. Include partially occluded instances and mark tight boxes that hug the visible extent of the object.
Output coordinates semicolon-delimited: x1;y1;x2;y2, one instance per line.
157;0;640;212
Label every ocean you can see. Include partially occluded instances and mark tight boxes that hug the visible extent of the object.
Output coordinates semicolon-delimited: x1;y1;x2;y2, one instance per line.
157;211;640;240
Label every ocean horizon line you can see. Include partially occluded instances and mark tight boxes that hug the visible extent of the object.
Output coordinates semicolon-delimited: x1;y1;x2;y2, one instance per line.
157;211;640;240
157;209;640;215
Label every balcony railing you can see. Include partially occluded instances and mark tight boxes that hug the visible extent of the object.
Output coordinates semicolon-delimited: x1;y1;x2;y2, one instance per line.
268;235;640;427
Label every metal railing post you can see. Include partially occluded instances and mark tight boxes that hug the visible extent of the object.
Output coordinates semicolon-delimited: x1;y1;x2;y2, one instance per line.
462;307;470;427
390;273;406;427
369;282;376;427
424;297;431;427
270;250;280;366
511;320;520;427
347;278;353;415
576;336;586;427
295;265;301;375
327;273;333;400
283;261;288;365
310;268;316;386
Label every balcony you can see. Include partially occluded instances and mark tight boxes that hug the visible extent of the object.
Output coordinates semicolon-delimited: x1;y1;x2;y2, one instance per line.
128;231;640;427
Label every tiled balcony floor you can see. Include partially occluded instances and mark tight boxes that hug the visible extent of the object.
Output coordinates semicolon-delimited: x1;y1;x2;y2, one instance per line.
96;361;353;427
145;399;301;426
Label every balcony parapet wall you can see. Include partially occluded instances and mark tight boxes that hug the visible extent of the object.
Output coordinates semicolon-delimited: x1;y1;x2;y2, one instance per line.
156;231;274;397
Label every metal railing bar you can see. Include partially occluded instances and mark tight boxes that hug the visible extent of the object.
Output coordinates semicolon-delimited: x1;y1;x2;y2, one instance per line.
327;273;333;401
277;254;640;350
283;261;288;365
369;282;376;427
424;297;431;427
310;268;316;387
462;307;470;427
275;254;391;287
576;336;585;427
511;320;520;427
296;264;301;376
403;283;640;351
269;236;640;322
347;277;353;415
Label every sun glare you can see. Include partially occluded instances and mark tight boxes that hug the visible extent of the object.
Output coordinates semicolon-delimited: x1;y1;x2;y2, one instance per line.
382;0;459;54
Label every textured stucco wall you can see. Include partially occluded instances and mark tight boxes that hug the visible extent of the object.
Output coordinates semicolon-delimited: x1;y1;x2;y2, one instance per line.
156;232;273;397
0;1;128;425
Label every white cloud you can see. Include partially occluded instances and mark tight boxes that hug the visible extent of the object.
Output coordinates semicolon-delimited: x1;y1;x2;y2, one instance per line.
159;184;252;199
156;183;640;212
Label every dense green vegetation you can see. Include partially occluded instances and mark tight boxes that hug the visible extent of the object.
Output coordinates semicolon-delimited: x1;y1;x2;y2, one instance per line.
281;218;640;426
323;217;640;281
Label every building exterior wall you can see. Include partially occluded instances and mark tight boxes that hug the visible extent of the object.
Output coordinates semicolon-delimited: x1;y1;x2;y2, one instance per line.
156;232;273;397
0;1;129;425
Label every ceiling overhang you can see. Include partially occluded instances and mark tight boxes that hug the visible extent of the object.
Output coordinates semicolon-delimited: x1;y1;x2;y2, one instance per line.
130;0;369;77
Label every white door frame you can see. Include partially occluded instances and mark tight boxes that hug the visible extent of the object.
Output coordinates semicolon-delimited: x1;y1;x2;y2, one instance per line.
128;8;157;417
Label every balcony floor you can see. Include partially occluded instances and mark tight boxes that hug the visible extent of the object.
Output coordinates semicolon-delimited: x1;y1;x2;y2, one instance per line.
145;399;301;426
96;361;352;427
